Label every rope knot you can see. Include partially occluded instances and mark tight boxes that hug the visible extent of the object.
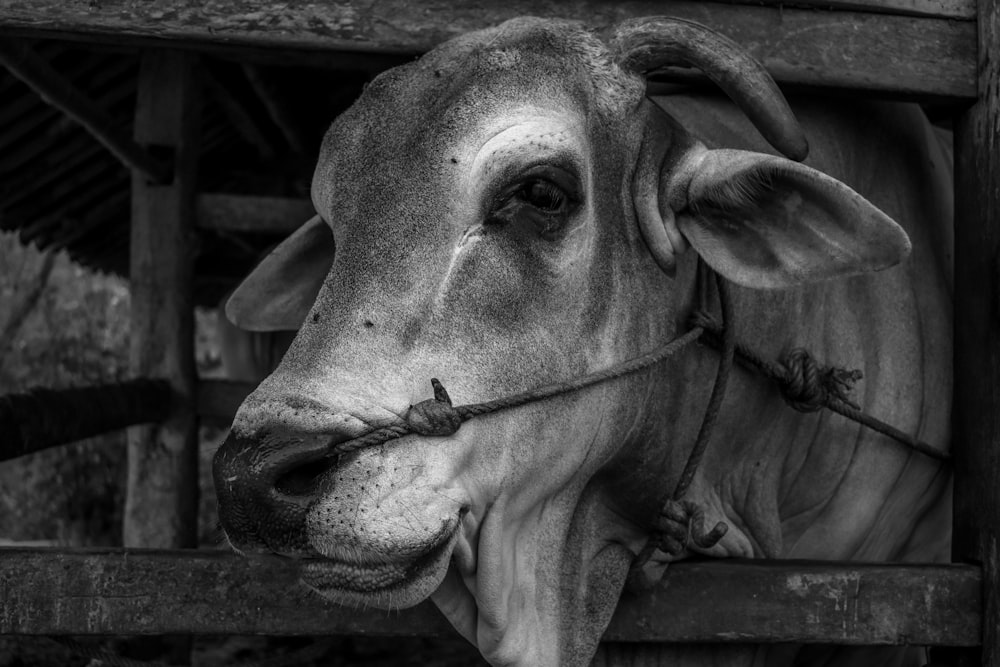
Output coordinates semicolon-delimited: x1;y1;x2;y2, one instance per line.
653;498;729;557
778;348;862;413
405;378;462;436
688;309;715;332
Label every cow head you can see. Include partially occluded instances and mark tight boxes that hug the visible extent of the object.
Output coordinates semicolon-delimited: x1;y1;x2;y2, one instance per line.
214;17;909;666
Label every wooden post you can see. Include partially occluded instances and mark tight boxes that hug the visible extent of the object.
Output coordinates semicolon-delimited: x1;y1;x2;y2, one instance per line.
125;51;200;549
952;0;1000;664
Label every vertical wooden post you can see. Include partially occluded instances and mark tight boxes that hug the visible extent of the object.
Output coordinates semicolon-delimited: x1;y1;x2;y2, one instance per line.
125;51;200;549
952;0;1000;664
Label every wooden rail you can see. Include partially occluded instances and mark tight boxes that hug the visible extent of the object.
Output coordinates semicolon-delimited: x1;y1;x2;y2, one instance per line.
196;194;313;235
726;0;975;18
0;549;981;646
0;0;977;99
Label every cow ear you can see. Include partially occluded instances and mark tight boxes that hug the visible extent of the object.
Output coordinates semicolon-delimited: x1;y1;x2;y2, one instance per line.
225;215;335;331
672;148;911;289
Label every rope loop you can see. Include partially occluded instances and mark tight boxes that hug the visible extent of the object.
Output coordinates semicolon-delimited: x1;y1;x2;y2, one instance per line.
778;348;862;413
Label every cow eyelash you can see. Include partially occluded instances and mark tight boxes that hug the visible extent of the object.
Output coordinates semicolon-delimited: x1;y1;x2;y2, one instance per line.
482;162;583;241
512;178;570;213
491;162;581;210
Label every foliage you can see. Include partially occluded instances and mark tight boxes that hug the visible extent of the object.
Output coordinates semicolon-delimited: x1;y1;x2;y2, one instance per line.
0;232;130;546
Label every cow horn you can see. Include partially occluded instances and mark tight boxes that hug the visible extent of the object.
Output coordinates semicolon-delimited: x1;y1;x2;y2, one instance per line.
610;17;809;161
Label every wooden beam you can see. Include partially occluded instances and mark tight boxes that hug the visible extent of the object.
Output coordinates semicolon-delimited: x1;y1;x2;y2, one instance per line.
125;51;200;550
0;0;977;99
0;39;171;183
196;194;313;235
608;560;980;646
726;0;975;19
0;380;171;461
952;0;1000;666
0;549;981;645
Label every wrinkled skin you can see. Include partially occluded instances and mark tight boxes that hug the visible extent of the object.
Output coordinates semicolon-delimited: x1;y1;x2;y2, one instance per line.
214;18;952;667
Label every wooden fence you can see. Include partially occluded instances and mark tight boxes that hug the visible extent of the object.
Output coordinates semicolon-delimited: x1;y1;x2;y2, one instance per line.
0;0;997;664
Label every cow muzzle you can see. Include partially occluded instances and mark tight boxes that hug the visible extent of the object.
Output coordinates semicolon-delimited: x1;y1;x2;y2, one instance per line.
212;408;472;608
212;428;335;557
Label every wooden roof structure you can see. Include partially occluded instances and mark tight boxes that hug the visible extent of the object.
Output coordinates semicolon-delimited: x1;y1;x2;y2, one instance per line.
0;35;384;305
0;0;980;303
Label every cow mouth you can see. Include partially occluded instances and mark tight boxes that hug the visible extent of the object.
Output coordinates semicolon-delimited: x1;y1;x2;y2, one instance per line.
298;520;461;608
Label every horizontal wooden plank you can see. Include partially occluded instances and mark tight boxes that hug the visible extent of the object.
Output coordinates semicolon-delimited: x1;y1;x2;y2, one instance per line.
0;549;981;645
608;560;981;645
0;0;976;99
724;0;975;19
196;194;313;234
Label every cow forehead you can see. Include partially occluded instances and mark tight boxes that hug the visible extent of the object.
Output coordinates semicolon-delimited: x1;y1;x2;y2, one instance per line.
310;18;643;223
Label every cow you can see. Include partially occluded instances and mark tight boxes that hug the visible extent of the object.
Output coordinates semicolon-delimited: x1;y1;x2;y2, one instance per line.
212;16;953;667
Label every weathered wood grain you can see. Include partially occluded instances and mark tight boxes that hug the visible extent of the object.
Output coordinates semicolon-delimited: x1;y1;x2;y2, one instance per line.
0;550;981;645
607;560;980;645
0;0;976;99
952;0;1000;665
196;194;313;234
726;0;975;19
125;51;200;550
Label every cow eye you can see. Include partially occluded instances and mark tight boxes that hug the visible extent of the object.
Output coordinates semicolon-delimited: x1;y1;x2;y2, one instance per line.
486;164;581;240
514;179;568;213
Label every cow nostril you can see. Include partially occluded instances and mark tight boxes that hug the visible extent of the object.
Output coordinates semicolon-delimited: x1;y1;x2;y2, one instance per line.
274;455;339;497
214;430;344;557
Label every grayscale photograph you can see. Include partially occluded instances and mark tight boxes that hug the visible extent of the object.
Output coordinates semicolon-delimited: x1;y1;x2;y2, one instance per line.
0;2;994;666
